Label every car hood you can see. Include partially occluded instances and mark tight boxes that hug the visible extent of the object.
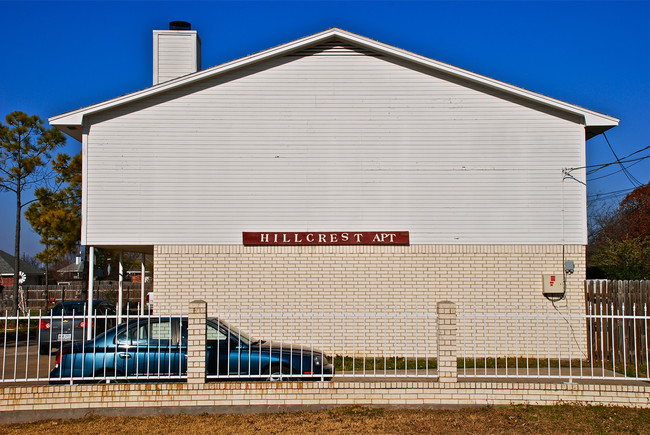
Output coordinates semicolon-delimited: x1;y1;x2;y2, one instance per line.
254;341;327;356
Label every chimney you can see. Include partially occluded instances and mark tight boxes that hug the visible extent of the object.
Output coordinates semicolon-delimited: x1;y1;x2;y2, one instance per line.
153;21;201;85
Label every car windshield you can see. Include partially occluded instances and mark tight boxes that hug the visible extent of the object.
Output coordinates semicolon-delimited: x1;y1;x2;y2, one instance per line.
49;303;89;316
209;318;257;346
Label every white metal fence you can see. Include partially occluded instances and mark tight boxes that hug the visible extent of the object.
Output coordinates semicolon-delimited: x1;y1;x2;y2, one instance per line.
0;303;185;384
0;302;440;384
208;302;439;380
1;301;647;384
457;302;650;381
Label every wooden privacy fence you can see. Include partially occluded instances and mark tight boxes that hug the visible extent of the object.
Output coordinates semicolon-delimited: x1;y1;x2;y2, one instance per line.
0;283;153;312
585;280;649;366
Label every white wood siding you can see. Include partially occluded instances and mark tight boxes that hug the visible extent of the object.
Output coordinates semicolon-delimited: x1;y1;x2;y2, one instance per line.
153;31;200;84
84;44;587;246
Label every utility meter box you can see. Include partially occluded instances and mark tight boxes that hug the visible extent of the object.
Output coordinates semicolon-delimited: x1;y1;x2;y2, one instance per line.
542;274;564;296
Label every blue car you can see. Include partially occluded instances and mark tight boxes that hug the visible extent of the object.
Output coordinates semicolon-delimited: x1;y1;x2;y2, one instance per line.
50;317;333;383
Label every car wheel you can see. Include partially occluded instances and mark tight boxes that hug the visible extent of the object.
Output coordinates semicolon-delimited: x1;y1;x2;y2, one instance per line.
91;369;124;384
39;344;51;355
265;363;290;382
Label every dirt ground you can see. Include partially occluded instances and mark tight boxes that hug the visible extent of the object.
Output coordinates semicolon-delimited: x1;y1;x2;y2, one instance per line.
1;405;649;434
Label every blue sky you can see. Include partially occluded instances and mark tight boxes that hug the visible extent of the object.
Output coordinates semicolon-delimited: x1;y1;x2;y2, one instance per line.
0;0;648;257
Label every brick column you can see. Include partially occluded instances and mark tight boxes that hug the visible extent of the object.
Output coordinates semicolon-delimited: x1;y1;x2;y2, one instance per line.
437;301;457;383
187;300;207;384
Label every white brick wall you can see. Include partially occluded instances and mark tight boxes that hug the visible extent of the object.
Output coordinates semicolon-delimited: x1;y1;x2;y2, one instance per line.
187;300;207;383
154;244;586;356
1;380;648;423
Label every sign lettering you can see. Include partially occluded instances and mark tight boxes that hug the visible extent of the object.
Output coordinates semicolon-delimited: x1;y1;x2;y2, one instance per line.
243;231;409;246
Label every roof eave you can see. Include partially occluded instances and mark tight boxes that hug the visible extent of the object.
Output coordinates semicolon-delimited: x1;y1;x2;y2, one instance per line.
586;124;618;140
49;115;83;141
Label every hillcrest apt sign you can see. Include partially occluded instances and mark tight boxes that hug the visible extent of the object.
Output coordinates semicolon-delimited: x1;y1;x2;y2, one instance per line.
243;231;410;246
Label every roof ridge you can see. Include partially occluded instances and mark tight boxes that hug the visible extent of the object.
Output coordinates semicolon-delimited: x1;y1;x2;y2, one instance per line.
0;250;44;275
50;27;618;141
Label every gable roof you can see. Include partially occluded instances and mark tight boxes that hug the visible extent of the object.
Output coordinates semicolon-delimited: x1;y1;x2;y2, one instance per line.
50;27;618;141
0;250;44;276
58;260;84;274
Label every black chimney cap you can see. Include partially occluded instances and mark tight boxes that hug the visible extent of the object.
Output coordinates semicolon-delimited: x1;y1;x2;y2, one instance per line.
169;21;191;31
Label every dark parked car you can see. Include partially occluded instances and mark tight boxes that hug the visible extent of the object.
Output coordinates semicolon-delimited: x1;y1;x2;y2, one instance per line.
49;317;333;383
39;301;117;355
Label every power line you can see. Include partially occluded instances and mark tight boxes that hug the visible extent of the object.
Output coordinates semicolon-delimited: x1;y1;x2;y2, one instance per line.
587;187;635;199
564;154;648;188
586;155;649;175
603;132;643;187
615;145;650;161
587;158;647;181
586;154;649;175
567;145;649;173
587;186;637;205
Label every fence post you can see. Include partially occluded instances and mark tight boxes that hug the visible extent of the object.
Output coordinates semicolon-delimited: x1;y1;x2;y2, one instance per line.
188;300;207;384
437;301;458;383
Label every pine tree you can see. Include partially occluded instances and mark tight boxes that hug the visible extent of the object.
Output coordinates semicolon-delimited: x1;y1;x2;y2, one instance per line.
26;153;82;269
0;111;65;314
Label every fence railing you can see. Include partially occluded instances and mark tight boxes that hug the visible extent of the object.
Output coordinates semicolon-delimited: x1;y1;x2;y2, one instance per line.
207;302;439;380
0;302;440;384
1;283;153;312
457;302;649;381
0;303;181;384
1;300;647;384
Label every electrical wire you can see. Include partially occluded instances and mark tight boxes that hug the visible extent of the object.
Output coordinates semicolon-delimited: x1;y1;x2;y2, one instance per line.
603;132;643;187
583;136;649;204
564;153;648;190
587;187;635;199
567;145;650;173
587;187;637;205
586;155;650;175
564;138;648;201
587;158;646;181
